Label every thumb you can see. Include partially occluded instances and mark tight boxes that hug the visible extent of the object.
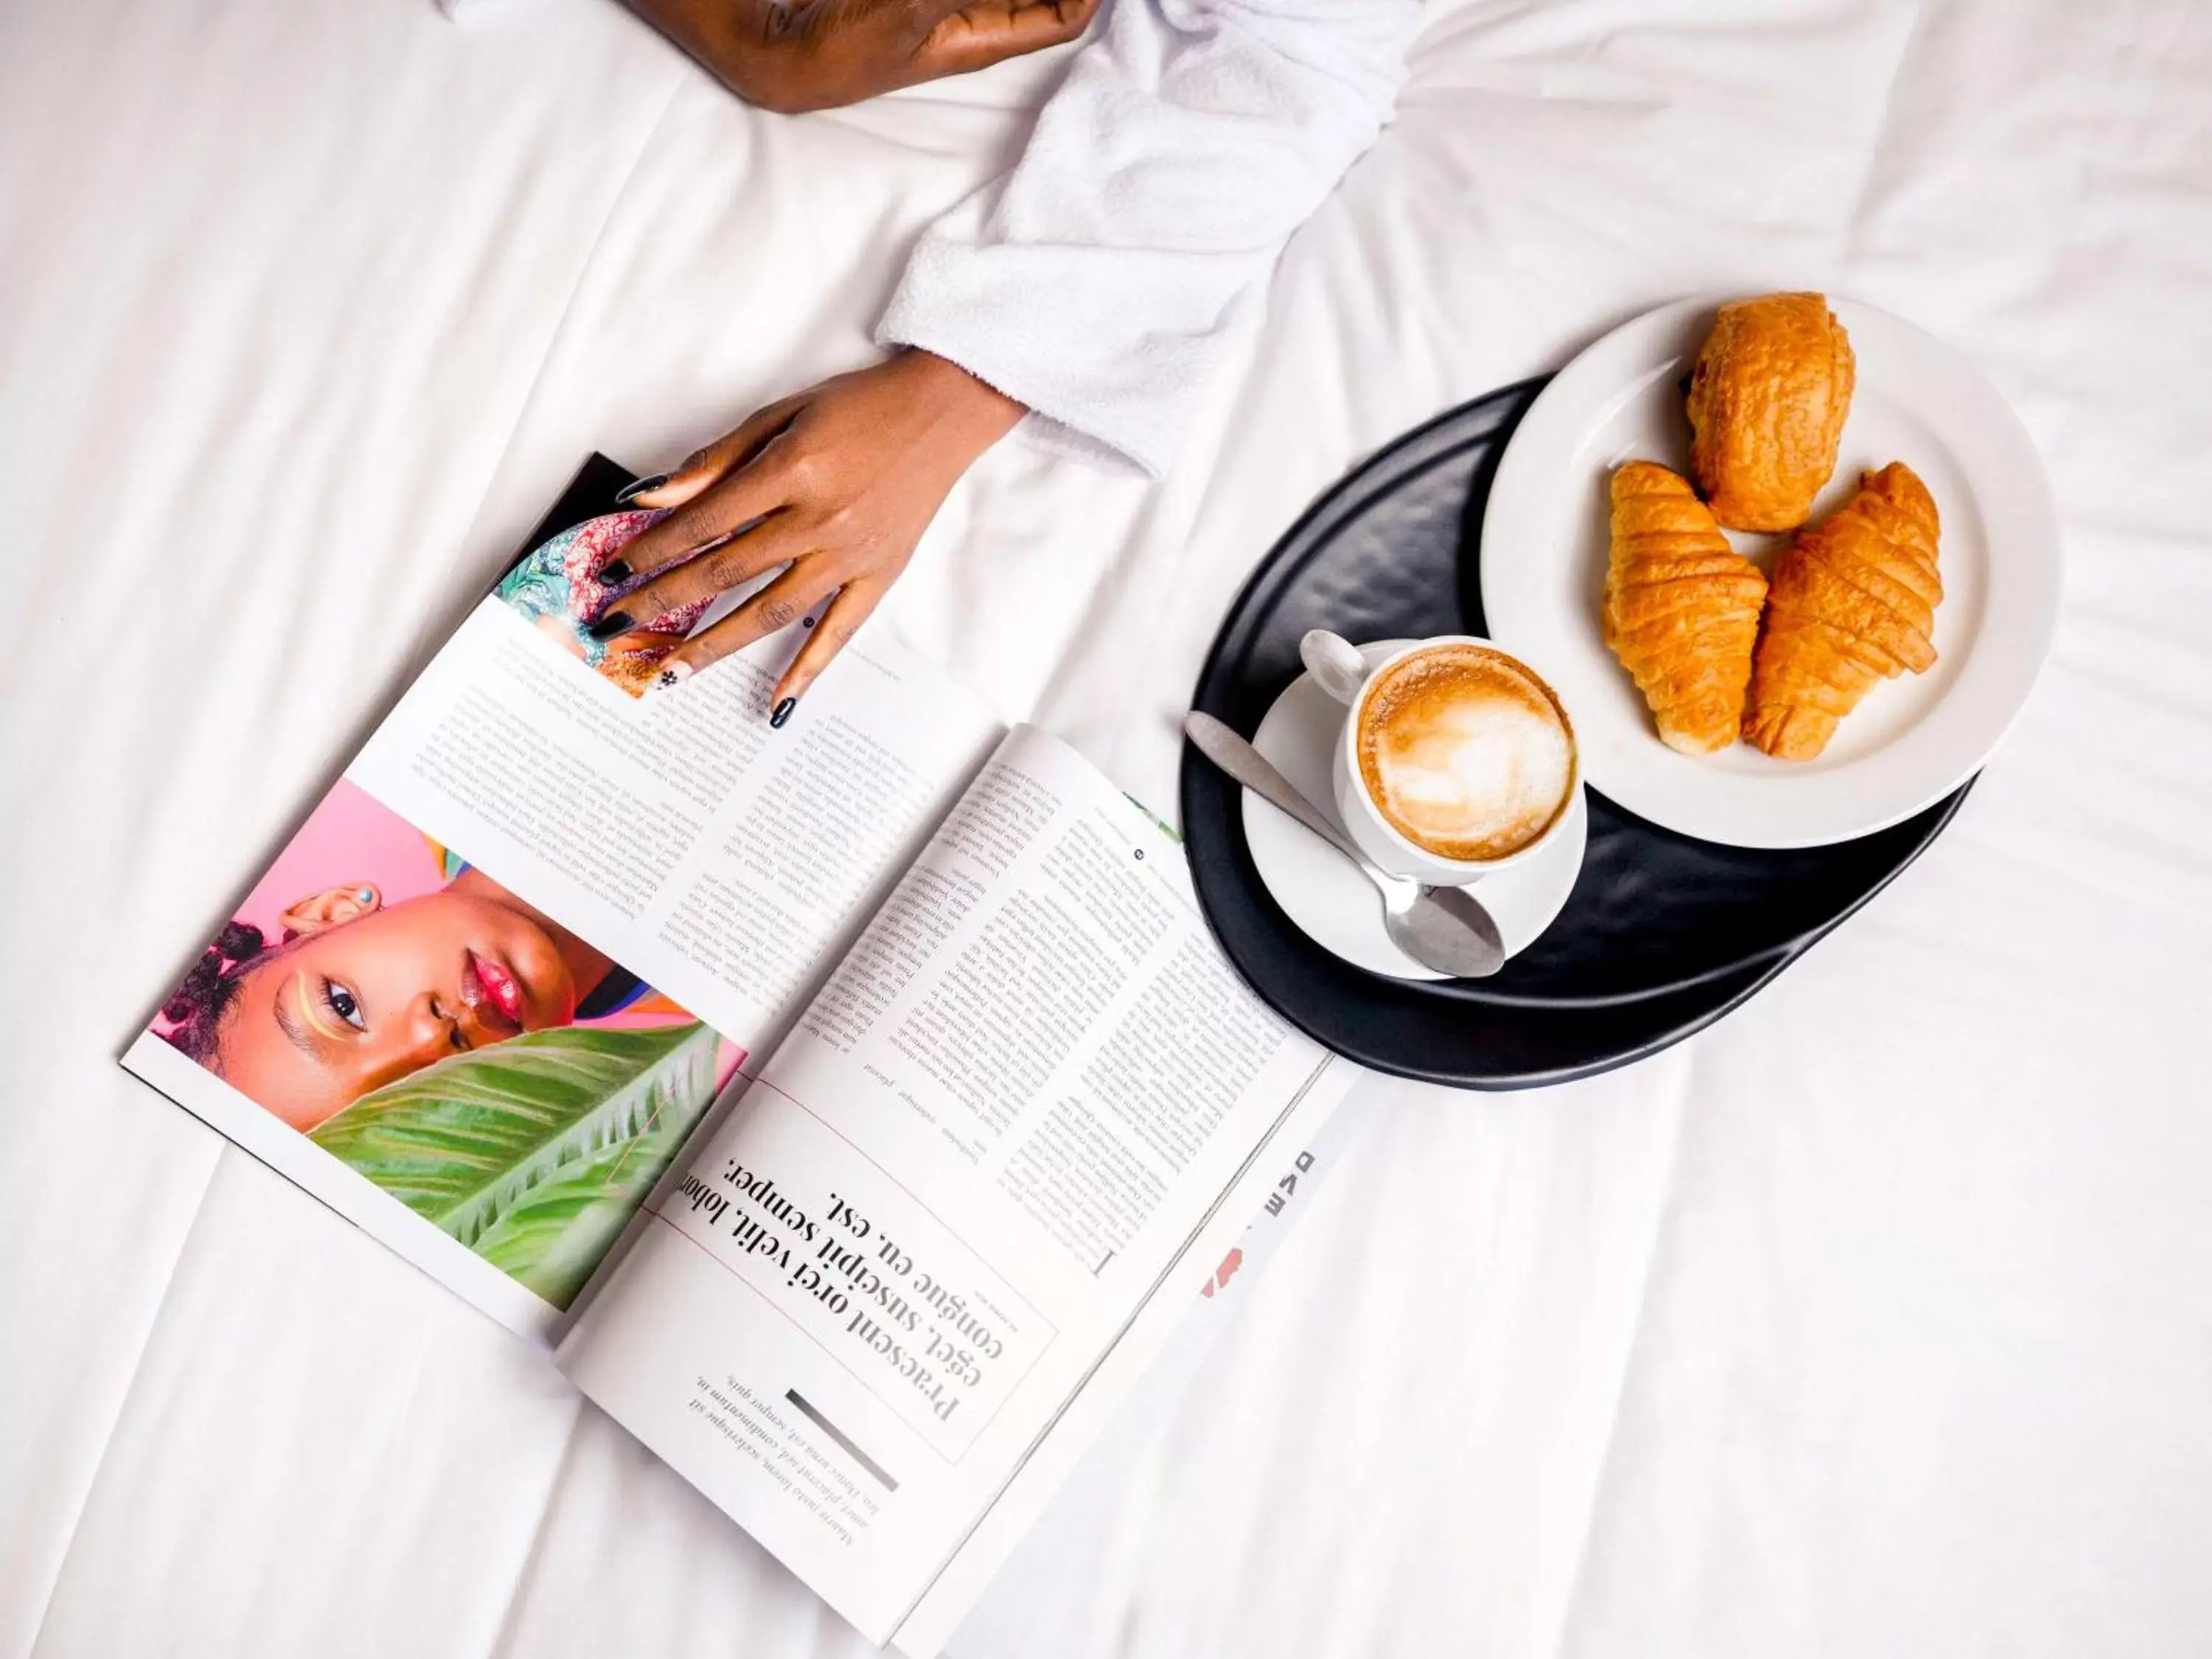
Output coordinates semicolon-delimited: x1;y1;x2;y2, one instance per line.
623;397;804;510
914;0;1101;80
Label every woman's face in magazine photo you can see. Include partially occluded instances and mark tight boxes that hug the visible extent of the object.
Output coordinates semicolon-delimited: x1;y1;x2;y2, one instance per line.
218;886;580;1130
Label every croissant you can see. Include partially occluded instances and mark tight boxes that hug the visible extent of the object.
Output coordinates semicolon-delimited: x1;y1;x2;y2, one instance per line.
1602;462;1769;755
1686;293;1855;532
1745;462;1943;761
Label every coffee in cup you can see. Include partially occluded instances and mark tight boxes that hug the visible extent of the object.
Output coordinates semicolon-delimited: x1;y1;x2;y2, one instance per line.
1353;642;1577;863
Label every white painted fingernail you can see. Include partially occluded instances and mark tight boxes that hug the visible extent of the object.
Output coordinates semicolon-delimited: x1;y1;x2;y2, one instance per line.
649;660;692;694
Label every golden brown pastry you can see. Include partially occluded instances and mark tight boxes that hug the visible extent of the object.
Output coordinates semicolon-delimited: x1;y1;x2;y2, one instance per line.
1745;461;1942;761
1686;293;1855;532
1602;462;1769;755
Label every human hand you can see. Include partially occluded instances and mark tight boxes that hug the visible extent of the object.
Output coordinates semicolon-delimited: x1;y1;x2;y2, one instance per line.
625;0;1101;114
591;349;1025;721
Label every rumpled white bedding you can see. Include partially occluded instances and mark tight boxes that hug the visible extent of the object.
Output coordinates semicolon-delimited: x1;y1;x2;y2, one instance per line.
2;2;2207;1655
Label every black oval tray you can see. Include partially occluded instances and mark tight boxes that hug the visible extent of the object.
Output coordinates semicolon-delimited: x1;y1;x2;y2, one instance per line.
1180;380;1970;1089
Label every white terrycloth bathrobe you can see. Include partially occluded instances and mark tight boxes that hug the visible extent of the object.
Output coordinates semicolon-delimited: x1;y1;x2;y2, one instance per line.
879;0;1422;479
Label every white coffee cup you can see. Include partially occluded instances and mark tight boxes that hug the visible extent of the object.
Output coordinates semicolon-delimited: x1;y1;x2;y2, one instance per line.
1301;629;1582;886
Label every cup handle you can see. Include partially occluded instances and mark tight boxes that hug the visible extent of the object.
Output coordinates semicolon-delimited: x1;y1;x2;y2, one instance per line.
1300;630;1368;706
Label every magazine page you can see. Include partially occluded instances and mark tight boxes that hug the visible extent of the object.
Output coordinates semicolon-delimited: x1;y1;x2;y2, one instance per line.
900;1063;1358;1659
554;726;1343;1648
122;511;1004;1340
941;1096;1366;1659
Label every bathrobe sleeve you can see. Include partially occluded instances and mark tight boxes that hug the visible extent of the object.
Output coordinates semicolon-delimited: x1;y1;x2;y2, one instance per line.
877;0;1421;478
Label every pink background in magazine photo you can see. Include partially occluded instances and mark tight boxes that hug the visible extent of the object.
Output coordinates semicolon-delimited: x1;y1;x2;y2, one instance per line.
154;776;741;1076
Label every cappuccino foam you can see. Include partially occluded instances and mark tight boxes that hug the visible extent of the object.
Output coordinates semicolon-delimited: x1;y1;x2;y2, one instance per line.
1356;645;1575;863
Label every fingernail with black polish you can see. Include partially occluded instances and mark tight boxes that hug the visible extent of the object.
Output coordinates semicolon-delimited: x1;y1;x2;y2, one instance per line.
613;474;668;506
586;610;636;642
769;698;797;730
595;558;633;585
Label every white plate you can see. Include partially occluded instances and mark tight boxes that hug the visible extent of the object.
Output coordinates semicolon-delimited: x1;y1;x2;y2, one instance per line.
1480;295;2061;849
1241;642;1587;981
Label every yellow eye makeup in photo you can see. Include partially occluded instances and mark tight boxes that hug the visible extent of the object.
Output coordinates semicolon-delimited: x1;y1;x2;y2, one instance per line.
291;970;366;1042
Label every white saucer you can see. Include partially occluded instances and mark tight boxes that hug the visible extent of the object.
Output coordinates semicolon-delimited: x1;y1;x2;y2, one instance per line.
1240;641;1588;981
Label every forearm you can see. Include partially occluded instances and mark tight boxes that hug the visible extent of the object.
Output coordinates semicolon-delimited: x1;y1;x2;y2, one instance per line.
623;0;1102;115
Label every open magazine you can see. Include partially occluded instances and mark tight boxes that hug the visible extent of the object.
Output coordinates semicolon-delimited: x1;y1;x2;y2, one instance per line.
121;459;1352;1653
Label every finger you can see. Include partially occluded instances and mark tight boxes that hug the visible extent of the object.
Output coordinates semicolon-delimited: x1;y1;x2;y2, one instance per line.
622;397;800;513
771;576;888;710
602;627;690;658
602;445;800;594
916;0;1099;77
588;511;810;641
653;565;841;691
602;404;803;585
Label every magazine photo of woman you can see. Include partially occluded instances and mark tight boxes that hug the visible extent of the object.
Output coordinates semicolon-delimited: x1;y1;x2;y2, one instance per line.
157;778;709;1131
151;779;741;1307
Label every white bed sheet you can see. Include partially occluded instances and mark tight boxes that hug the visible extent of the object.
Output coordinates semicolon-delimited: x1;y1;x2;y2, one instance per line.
2;1;2208;1655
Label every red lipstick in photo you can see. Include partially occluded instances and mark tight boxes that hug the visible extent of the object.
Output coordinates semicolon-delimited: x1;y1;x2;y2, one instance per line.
462;951;526;1032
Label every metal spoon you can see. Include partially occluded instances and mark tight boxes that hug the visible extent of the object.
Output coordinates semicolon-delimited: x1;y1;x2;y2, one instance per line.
1185;712;1506;978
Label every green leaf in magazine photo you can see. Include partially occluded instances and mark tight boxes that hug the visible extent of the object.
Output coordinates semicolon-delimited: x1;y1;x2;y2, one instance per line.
308;1022;723;1308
